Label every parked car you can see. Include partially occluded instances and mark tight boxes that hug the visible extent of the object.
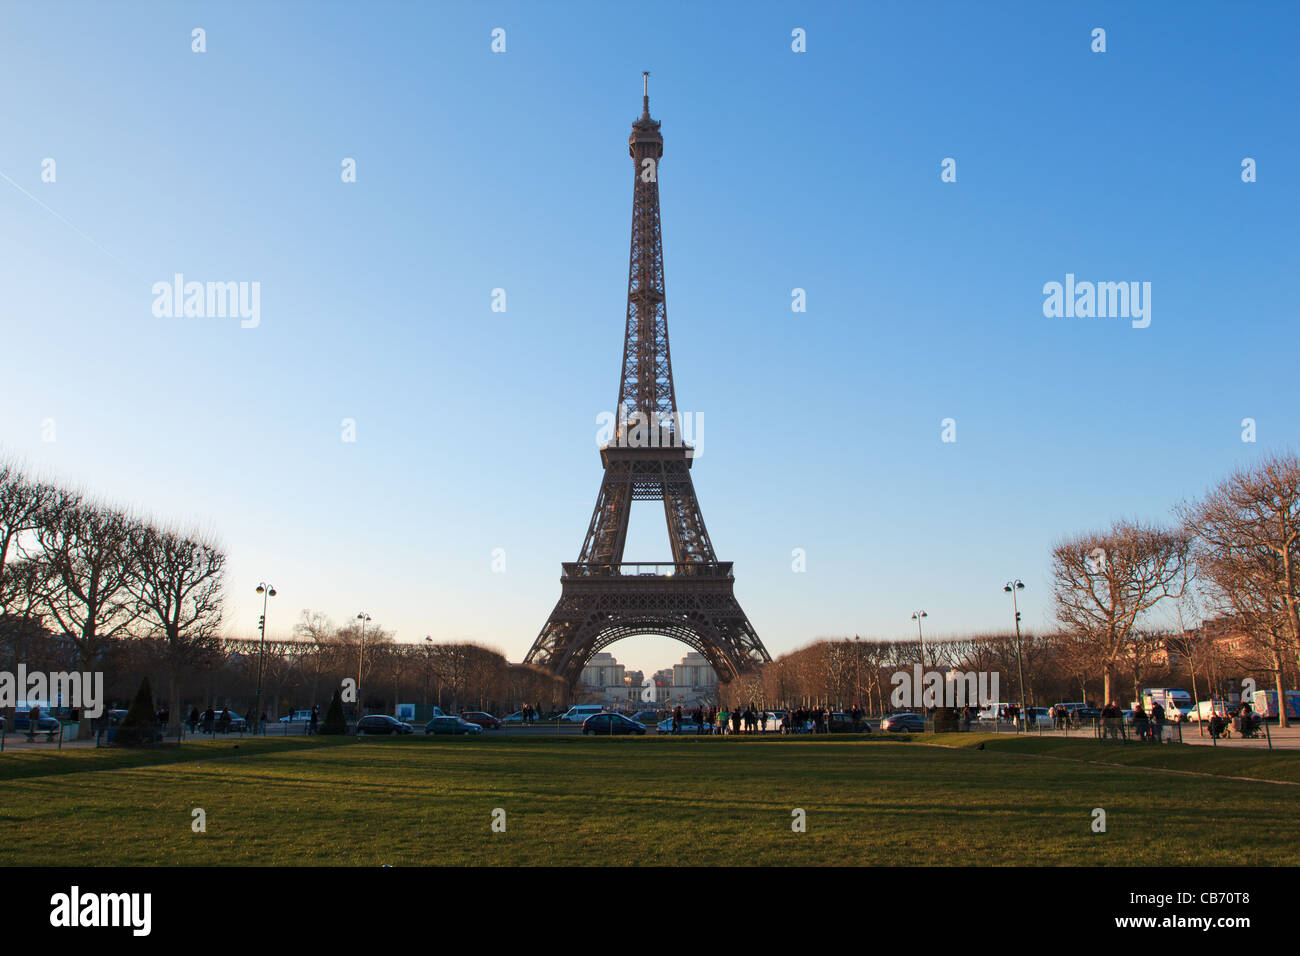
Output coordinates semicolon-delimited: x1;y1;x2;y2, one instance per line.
583;712;646;735
880;712;927;733
16;713;61;737
279;710;313;723
356;714;414;735
656;715;706;733
460;711;502;730
212;710;247;733
1025;707;1053;728
828;711;872;733
1057;703;1101;724
503;711;529;723
630;710;661;724
425;715;483;735
560;705;605;723
1186;700;1232;723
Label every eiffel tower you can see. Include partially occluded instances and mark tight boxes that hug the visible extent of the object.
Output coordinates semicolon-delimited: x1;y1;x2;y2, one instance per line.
525;74;770;688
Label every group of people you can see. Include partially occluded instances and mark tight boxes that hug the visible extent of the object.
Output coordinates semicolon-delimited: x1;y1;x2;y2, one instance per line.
183;705;319;735
665;704;865;735
1209;701;1262;739
518;703;544;724
1098;700;1165;741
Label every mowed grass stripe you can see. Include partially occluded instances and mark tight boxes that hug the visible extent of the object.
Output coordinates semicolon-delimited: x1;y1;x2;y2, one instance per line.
2;737;1296;865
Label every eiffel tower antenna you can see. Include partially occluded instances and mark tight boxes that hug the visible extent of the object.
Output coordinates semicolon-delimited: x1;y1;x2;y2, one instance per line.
525;76;769;688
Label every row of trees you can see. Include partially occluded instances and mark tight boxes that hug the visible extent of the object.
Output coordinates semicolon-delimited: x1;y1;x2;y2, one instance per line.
720;624;1260;718
1050;450;1299;725
0;461;570;726
4;450;1296;727
720;451;1300;725
0;463;224;735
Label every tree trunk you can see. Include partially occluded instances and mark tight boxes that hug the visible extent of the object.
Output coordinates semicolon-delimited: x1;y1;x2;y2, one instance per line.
1273;655;1288;729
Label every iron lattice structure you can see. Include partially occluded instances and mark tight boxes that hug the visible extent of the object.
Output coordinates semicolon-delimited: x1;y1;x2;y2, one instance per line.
525;77;770;687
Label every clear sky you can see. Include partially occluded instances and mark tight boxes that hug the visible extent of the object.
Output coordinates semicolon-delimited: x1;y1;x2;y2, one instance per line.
1;1;1296;675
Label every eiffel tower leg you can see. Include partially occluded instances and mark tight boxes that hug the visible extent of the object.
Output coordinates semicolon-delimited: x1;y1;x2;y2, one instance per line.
578;468;632;566
661;462;716;564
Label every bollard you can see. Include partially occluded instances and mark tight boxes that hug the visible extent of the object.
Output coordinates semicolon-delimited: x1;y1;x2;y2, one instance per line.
1265;720;1272;751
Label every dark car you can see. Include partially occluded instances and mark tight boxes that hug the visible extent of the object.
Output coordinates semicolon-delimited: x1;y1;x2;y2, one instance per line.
880;712;927;733
212;710;247;733
1071;707;1102;724
356;714;414;735
460;711;502;730
630;710;661;724
583;712;647;735
18;714;61;738
425;715;483;735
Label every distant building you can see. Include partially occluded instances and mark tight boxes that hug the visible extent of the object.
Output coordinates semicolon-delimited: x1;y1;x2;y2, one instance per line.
673;652;718;691
579;652;632;707
582;652;624;689
659;653;719;709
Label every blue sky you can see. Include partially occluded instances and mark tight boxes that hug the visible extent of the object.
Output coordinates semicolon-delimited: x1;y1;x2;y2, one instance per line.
1;1;1296;675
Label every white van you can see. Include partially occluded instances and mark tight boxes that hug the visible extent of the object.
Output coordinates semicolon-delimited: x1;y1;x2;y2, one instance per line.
977;702;1019;722
560;705;604;723
1187;700;1230;723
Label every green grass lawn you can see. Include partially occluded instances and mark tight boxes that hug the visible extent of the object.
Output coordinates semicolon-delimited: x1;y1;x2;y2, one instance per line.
2;734;1297;865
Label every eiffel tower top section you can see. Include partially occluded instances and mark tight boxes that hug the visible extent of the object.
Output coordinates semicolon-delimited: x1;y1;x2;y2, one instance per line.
615;72;678;439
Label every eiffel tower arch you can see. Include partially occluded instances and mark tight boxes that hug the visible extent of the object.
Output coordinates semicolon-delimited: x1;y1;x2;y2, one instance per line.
525;74;770;688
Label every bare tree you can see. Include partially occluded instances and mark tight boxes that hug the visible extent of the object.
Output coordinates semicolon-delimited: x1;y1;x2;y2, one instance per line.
1051;520;1191;704
0;464;63;613
1180;451;1300;726
129;526;226;735
293;609;335;707
35;500;142;665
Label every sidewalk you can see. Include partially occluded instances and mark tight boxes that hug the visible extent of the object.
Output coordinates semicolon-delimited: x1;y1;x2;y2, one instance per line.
1033;723;1300;750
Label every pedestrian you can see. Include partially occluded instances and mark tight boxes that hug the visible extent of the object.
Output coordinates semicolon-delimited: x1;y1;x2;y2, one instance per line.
1133;702;1148;742
187;706;199;734
309;705;319;735
693;706;703;734
1150;700;1165;742
672;704;682;734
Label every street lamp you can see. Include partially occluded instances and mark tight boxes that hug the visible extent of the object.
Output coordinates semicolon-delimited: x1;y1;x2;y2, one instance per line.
253;582;276;733
1004;580;1028;728
911;611;928;667
356;612;371;719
